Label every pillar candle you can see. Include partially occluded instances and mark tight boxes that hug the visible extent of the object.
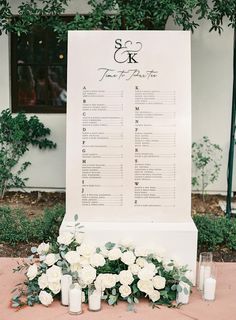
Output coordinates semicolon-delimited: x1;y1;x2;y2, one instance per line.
199;265;211;291
61;274;72;306
69;284;82;314
203;277;216;301
88;290;101;311
176;281;190;304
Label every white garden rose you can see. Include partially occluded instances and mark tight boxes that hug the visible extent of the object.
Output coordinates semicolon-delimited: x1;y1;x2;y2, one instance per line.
39;290;53;306
128;264;141;275
152;275;166;290
44;253;59;266
102;274;117;289
48;281;61;294
149;289;161;302
121;251;136;266
46;265;62;283
70;263;82;273
80;256;90;266
136;257;147;268
99;246;109;258
90;253;105;268
37;242;50;255
119;285;131;298
77;243;95;258
79;265;96;285
108;248;122;261
138;266;155;281
57;233;74;246
94;274;106;291
137;280;153;294
38;273;48;289
163;259;174;272
75;232;84;244
64;251;81;264
119;270;134;285
119;239;134;249
134;246;149;257
26;263;38;280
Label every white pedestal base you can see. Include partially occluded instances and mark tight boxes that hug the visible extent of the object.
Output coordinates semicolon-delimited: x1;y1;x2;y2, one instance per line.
60;219;198;284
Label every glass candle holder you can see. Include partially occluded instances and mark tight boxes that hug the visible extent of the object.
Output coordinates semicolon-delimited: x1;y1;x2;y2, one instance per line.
197;252;213;291
69;283;83;315
61;274;72;306
203;263;217;301
88;284;101;312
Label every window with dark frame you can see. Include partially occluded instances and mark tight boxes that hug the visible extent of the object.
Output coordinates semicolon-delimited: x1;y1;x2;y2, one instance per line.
11;22;68;114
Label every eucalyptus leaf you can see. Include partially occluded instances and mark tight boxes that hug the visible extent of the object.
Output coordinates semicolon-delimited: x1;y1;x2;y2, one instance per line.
184;287;189;295
31;247;37;254
177;285;182;293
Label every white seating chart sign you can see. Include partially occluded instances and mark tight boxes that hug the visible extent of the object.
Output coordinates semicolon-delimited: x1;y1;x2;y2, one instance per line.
65;31;191;223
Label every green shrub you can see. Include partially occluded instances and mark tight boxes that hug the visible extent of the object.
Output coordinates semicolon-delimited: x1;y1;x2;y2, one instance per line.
193;214;236;251
0;207;32;244
0;205;65;245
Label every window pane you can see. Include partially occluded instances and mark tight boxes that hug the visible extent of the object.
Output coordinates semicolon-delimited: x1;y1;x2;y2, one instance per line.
17;65;36;106
12;20;68;113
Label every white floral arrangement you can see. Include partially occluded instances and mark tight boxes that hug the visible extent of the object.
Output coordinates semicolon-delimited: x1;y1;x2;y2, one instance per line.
12;224;192;309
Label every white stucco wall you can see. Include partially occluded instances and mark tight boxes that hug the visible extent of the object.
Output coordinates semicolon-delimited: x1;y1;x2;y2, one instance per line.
0;0;235;192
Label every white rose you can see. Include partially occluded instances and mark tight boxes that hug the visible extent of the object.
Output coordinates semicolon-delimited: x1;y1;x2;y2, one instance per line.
138;266;155;281
90;253;105;268
46;265;62;283
137;280;153;294
77;243;95;258
136;257;147;268
119;239;134;249
44;253;58;266
152;276;166;290
27;263;38;280
163;259;174;272
149;289;161;302
119;285;131;298
70;263;82;273
108;248;122;261
65;251;81;265
119;270;134;285
135;246;149;257
38;273;48;289
57;233;74;246
75;232;84;244
39;290;53;306
48;281;61;294
102;274;117;289
37;242;50;255
80;256;90;266
79;265;96;285
99;246;109;258
121;251;136;266
128;264;141;275
94;274;106;291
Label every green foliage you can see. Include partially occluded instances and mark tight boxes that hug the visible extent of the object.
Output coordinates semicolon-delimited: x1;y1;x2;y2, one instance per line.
0;205;65;245
193;214;236;251
0;0;235;40
192;136;222;201
0;109;56;198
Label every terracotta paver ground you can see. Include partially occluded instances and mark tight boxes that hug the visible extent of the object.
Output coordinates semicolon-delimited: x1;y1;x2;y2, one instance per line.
0;258;236;320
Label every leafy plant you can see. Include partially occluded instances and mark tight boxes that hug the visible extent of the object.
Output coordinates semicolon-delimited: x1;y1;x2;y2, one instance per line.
0;0;235;40
193;214;236;251
0;109;56;198
192;136;222;201
0;205;65;245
